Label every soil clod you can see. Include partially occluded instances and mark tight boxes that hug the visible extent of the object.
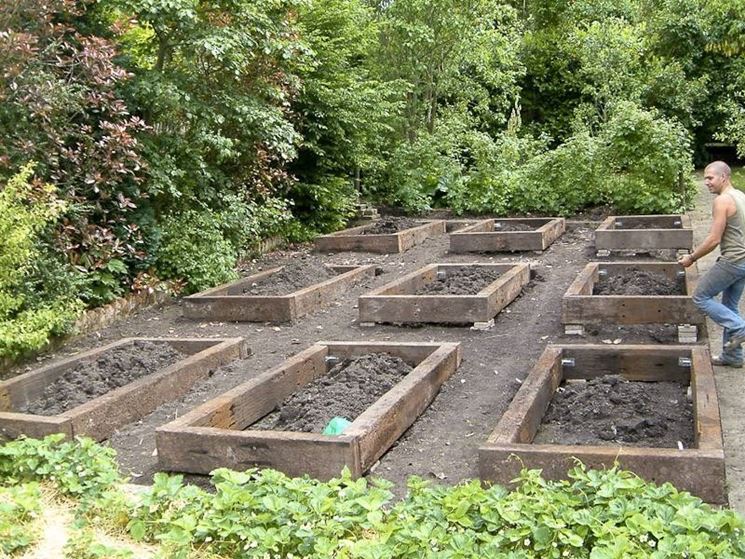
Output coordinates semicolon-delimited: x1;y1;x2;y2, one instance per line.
416;268;502;295
362;217;421;235
534;374;693;448
493;221;535;232
242;258;337;295
593;267;684;296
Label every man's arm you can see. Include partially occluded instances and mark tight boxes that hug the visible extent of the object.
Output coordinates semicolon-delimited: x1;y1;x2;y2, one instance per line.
679;196;731;267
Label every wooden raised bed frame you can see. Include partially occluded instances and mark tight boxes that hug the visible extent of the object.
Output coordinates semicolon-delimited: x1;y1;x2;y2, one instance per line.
595;214;693;253
314;220;446;254
479;344;726;504
183;265;376;322
358;263;530;326
0;337;248;442
562;262;705;341
449;218;565;252
156;341;462;480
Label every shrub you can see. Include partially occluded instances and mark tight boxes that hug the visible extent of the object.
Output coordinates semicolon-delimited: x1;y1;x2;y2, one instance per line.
0;165;83;359
598;102;695;213
156;209;238;294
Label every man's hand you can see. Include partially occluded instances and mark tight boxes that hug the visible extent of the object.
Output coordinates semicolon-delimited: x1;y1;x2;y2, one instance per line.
678;254;695;268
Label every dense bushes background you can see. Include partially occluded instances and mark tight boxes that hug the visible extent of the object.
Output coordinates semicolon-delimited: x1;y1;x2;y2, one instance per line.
2;0;745;356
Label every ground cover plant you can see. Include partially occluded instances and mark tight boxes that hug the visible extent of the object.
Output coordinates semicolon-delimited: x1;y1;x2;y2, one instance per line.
1;436;743;558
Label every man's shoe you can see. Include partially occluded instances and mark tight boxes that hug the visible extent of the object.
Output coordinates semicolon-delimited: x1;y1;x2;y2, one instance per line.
712;355;744;367
723;333;745;352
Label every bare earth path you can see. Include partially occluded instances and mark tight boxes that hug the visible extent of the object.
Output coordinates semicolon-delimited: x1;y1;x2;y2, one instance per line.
10;216;721;499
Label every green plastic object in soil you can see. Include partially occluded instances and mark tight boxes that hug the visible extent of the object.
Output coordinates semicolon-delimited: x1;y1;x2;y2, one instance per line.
323;416;351;435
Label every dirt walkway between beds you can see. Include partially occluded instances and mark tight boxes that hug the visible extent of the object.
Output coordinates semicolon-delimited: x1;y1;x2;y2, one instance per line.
10;216;710;495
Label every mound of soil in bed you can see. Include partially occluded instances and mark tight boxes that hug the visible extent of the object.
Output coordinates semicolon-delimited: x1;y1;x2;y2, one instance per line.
493;221;536;232
242;258;337;295
534;374;693;448
362;217;421;235
22;341;186;416
593;267;684;296
415;268;502;295
614;221;681;230
251;353;412;433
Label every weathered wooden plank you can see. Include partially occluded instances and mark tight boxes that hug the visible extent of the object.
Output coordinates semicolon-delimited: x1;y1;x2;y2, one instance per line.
0;413;72;440
479;444;727;504
320;341;444;367
450;218;565;252
314;221;445;254
484;346;562;445
157;426;361;479
183;265;376;322
690;347;723;451
358;263;529;324
594;215;693;250
347;343;461;469
561;344;691;382
562;262;704;325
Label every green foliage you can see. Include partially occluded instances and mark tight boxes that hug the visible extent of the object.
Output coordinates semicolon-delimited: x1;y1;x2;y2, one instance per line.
0;435;121;499
445;103;692;216
64;528;135;559
156;209;238;294
1;437;743;558
0;166;83;359
112;0;306;204
121;464;745;558
0;483;42;556
597;102;696;213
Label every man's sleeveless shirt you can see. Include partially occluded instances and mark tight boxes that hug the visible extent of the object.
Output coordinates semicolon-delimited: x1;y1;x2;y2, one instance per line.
721;188;745;263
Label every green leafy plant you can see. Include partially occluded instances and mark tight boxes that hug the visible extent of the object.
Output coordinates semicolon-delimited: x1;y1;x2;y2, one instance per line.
155;209;238;294
0;435;121;499
0;483;42;556
0;165;83;359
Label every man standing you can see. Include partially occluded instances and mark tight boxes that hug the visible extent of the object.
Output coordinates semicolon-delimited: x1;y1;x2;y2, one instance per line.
679;161;745;366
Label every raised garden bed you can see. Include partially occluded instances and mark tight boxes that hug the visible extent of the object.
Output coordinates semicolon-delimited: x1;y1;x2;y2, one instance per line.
314;219;446;253
449;218;565;252
594;215;693;255
562;262;705;341
0;337;248;441
183;264;376;322
358;263;530;326
479;344;726;504
156;341;462;480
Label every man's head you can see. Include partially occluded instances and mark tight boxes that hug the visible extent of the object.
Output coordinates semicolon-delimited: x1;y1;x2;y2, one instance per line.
704;161;732;194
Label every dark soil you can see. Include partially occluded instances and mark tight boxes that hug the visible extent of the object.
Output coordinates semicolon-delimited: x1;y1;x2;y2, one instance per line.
242;257;337;295
615;221;680;230
534;374;693;448
251;353;412;433
22;341;186;416
493;221;536;232
415;268;502;295
362;217;421;235
593;267;684;296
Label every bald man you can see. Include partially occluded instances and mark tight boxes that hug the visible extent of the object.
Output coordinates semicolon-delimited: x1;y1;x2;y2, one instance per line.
679;161;745;366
